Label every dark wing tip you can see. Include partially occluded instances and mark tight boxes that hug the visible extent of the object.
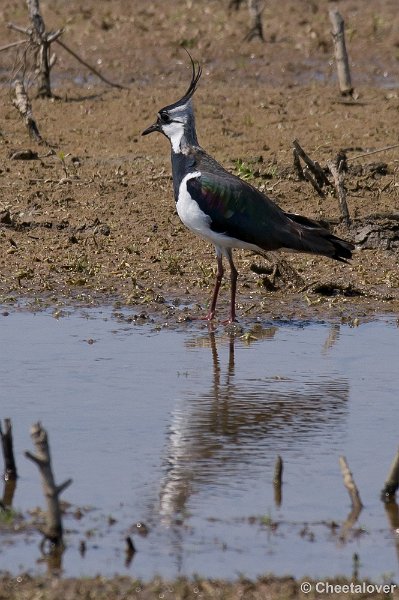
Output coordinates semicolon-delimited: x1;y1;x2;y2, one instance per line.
285;212;354;262
331;237;354;262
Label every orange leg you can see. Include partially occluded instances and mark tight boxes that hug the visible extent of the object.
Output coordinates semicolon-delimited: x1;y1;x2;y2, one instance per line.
205;253;224;320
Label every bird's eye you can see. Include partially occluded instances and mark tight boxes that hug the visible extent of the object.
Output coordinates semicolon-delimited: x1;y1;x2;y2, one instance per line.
160;113;172;124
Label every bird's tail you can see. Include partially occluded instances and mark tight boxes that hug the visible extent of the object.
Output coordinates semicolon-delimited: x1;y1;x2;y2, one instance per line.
284;212;354;263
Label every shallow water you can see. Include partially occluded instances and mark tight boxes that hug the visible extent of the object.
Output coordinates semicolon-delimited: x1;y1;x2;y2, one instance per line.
0;308;398;581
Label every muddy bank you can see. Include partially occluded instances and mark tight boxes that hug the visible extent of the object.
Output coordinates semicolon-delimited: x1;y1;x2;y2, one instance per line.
0;575;398;600
1;79;398;323
0;0;398;322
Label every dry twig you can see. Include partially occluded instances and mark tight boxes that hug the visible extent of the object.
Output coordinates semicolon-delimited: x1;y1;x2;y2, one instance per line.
0;40;28;53
55;39;126;89
293;140;352;224
349;143;399;161
292;139;330;191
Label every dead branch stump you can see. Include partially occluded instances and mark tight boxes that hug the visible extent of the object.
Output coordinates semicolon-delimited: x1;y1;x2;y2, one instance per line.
26;0;63;97
0;418;18;481
381;447;399;503
12;80;44;143
25;422;72;547
7;0;124;98
329;9;353;96
327;152;351;227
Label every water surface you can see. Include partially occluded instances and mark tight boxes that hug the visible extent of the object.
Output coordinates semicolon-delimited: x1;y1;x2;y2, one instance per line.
0;308;398;581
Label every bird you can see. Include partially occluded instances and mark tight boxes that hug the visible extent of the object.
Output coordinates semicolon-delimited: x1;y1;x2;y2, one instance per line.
142;55;354;323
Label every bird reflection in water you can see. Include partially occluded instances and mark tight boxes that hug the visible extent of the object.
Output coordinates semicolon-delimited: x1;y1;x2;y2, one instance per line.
159;325;349;524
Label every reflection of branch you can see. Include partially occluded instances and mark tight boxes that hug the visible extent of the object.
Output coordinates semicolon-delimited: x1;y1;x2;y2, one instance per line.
322;324;340;353
273;455;283;507
339;504;362;542
125;536;136;568
338;455;362;540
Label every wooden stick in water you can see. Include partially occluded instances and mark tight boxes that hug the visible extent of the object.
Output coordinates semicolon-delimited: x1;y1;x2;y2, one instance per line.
0;419;18;481
381;447;399;502
339;455;363;510
25;422;72;547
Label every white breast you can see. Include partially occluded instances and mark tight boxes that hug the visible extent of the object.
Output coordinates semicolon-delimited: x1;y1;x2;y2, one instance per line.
176;172;212;238
176;171;263;253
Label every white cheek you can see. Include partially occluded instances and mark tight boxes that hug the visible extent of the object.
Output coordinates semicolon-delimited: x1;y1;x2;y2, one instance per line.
164;122;185;152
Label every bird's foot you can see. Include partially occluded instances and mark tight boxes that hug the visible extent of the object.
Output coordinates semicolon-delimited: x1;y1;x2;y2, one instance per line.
221;317;238;325
192;310;238;326
191;311;215;322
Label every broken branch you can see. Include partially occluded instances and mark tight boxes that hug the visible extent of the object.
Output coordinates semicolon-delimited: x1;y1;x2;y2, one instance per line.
25;422;72;546
0;39;29;53
349;143;399;161
293;147;305;180
338;455;363;541
292;139;330;188
339;455;363;510
55;39;127;89
303;166;325;197
7;22;30;35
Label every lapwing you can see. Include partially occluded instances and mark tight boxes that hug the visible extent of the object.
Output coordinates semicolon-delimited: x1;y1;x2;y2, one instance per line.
142;56;354;323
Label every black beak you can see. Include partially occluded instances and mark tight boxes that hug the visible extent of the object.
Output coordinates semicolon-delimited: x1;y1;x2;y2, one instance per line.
142;121;160;136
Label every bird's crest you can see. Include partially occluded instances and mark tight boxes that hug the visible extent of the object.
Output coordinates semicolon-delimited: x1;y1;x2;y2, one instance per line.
161;49;202;113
